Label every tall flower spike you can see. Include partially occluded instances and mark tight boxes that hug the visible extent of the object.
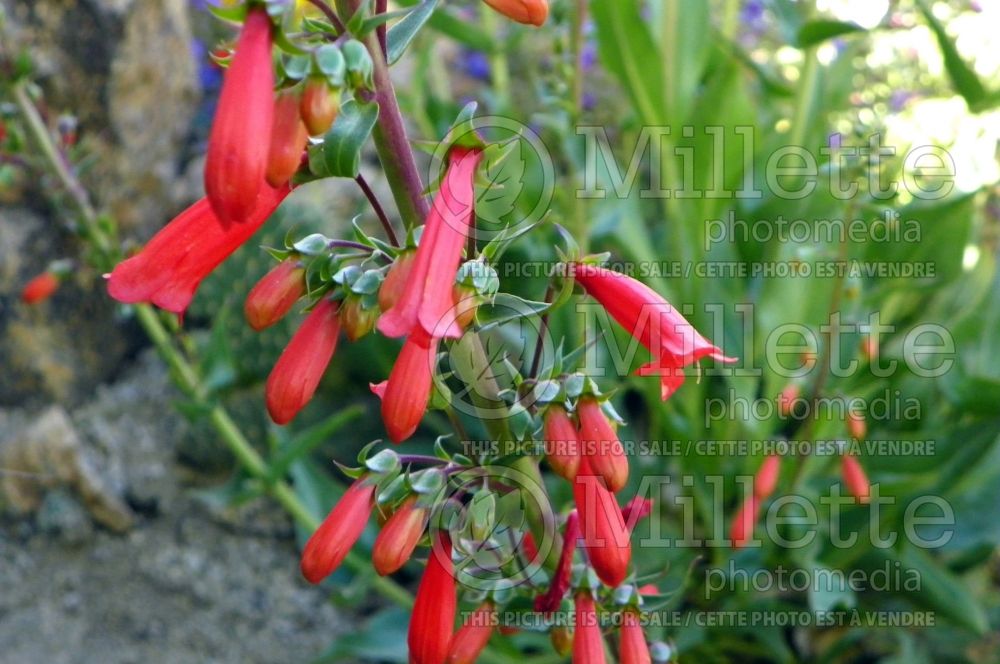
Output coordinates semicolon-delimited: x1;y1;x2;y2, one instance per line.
619;610;651;664
573;458;631;587
204;7;275;224
371;327;439;443
108;185;291;314
377;147;483;340
543;405;581;481
482;0;549;26
572;263;737;400
573;592;607;664
577;397;628;492
300;477;375;583
409;532;457;664
372;496;429;576
266;299;340;425
447;601;495;664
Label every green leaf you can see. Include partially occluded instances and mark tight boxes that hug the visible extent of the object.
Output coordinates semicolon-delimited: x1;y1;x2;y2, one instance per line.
796;19;865;48
268;406;365;478
387;0;440;65
916;0;990;112
476;139;526;226
310;99;379;178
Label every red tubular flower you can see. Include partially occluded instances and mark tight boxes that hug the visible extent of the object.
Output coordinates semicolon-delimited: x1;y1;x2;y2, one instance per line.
620;496;653;532
21;272;60;304
377;148;483;341
573;592;606;664
842;455;871;503
266;299;340;425
730;494;760;549
300;477;375;583
204;7;275;225
577;397;628;492
535;510;579;614
371;327;439;443
777;383;800;417
300;77;340;136
378;250;415;312
108;184;291;314
573;459;631;587
266;89;309;188
372;496;429;576
482;0;549;25
446;601;495;664
754;455;781;499
571;263;737;400
520;531;539;564
244;259;305;330
619;610;651;664
543;405;580;481
409;533;457;664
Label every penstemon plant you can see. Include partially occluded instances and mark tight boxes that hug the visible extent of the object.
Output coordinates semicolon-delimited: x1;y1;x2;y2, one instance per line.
101;1;735;661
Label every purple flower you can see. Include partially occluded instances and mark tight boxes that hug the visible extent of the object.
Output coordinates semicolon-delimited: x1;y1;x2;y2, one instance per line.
463;50;491;82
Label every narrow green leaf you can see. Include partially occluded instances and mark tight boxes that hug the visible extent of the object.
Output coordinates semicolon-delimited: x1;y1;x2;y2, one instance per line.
316;99;379;178
916;0;989;111
387;0;440;65
796;19;865;48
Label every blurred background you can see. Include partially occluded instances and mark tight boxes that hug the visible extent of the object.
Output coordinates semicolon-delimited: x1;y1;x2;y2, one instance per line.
1;0;998;662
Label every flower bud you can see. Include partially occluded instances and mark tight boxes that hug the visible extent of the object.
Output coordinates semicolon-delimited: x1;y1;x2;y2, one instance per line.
577;397;628;493
573;459;631;587
372;496;428;576
573;592;606;664
266;299;340;424
550;625;573;657
543;405;580;481
452;284;479;330
300;477;374;583
620;496;652;531
754;455;781;499
244;260;305;331
729;494;759;549
204;7;274;224
535;511;579;614
378;251;416;312
339;294;379;342
266;89;309;187
371;328;438;443
21;272;60;304
619;610;651;664
482;0;549;26
300;77;341;136
447;601;495;664
409;533;457;664
841;455;871;503
847;409;867;440
777;383;800;417
861;334;879;362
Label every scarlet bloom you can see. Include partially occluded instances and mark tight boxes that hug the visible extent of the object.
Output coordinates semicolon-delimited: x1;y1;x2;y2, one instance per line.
204;7;275;224
371;327;439;443
777;382;800;417
620;496;653;532
108;184;290;314
21;272;59;304
409;533;457;664
378;250;415;312
577;397;628;492
378;147;483;340
482;0;548;26
543;405;580;481
266;89;309;188
300;77;340;136
573;459;631;587
619;610;651;664
520;531;539;564
754;455;781;499
842;455;871;503
571;263;736;400
300;477;375;583
266;299;340;425
372;496;429;576
730;494;760;549
573;592;606;664
447;601;495;664
244;259;305;330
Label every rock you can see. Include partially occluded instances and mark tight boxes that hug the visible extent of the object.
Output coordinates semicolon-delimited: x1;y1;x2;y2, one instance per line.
0;0;200;234
36;488;94;544
0;405;135;532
